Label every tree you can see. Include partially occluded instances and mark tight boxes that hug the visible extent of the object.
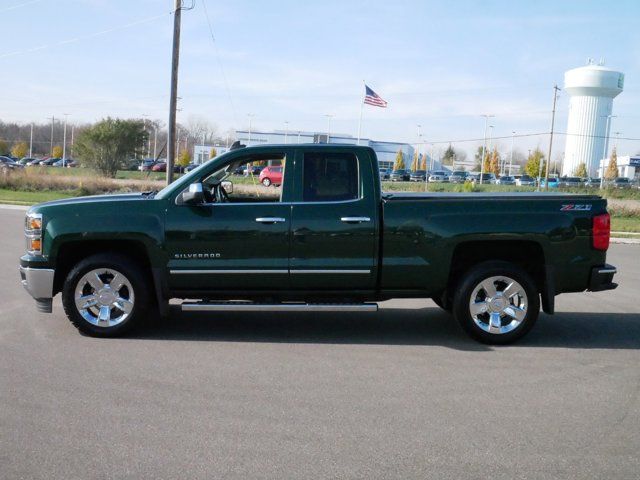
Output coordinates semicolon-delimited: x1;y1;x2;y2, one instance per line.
177;149;191;168
11;141;28;159
574;162;588;178
74;118;148;177
411;151;419;171
52;145;63;158
419;153;427;170
442;144;455;166
209;147;217;159
524;148;546;178
0;140;9;155
605;148;619;180
393;149;405;170
486;148;500;176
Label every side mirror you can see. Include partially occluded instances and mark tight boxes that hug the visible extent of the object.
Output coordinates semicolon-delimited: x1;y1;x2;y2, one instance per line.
222;180;233;194
182;182;205;204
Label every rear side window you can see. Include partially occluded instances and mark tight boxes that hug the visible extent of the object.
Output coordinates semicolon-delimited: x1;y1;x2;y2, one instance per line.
303;152;359;202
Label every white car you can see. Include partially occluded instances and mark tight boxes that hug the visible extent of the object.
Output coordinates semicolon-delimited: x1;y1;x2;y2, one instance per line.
428;171;449;182
516;175;536;187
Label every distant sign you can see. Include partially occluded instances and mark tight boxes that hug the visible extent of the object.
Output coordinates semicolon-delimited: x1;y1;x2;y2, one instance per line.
629;157;640;167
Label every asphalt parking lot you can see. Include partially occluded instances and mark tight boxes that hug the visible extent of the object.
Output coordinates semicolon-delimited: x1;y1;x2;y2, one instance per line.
1;205;639;479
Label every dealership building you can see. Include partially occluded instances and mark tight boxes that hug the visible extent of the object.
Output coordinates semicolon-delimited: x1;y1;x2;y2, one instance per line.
598;155;640;179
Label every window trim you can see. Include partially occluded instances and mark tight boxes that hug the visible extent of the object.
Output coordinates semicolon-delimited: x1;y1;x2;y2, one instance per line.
300;151;361;204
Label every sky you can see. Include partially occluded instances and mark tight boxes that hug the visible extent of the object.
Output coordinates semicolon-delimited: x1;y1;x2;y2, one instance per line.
2;0;640;158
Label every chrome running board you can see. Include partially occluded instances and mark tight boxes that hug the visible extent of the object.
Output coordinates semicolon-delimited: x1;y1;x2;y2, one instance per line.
181;302;379;312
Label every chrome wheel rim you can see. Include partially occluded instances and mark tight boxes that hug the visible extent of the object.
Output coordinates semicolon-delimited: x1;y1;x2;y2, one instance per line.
469;276;527;335
74;268;134;327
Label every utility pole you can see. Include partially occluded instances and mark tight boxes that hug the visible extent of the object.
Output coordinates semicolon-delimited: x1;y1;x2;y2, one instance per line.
325;114;334;143
62;114;69;167
599;115;616;189
29;123;33;158
479;114;494;185
166;0;183;185
544;85;560;191
153;126;158;158
48;116;55;156
509;131;515;176
70;126;74;158
284;121;289;144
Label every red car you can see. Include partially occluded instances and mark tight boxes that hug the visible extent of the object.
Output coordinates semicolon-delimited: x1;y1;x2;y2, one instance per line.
259;166;283;187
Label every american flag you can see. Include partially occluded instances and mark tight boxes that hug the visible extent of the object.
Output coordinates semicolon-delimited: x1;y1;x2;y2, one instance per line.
364;85;387;108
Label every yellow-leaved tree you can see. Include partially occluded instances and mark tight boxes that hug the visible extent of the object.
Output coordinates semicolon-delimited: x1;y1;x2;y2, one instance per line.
393;149;405;170
177;149;191;168
524;148;545;178
411;151;419;171
209;147;217;159
604;148;618;180
52;145;63;158
574;162;588;178
11;141;28;159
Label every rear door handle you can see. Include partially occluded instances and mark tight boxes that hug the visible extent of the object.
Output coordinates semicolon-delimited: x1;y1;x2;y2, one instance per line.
255;217;286;224
340;216;371;223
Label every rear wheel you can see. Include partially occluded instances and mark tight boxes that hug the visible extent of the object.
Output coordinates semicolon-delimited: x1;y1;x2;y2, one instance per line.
453;261;539;344
262;178;271;187
62;253;151;337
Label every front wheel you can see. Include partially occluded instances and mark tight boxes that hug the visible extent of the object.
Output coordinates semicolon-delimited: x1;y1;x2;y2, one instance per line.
62;253;151;337
453;261;539;344
262;178;271;187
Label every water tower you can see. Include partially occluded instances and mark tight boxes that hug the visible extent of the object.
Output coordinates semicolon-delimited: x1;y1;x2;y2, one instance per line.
562;60;624;177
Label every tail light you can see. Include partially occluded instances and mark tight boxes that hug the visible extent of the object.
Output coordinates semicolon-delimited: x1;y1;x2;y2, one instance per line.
592;213;610;251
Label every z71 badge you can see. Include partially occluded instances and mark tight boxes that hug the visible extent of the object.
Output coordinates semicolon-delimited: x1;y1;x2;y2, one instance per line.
560;204;592;211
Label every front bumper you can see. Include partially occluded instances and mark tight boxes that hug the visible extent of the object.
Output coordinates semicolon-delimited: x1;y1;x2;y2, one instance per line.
588;264;618;292
19;266;55;313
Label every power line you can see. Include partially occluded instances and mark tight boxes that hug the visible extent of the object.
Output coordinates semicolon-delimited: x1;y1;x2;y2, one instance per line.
201;0;238;125
0;11;173;59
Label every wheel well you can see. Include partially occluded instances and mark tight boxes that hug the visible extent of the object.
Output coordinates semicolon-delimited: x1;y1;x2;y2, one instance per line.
53;240;153;296
446;240;546;299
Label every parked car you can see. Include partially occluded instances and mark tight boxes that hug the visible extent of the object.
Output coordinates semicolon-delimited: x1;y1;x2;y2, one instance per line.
52;159;76;167
139;159;157;171
428;171;449;183
232;165;245;175
0;156;23;170
448;171;468;183
559;176;583;188
151;161;166;172
390;169;410;181
584;177;602;188
496;175;516;185
244;165;264;176
39;157;61;166
471;173;496;184
19;157;37;165
259;166;283;186
410;170;426;182
185;163;201;172
27;157;47;166
539;177;559;189
379;168;391;180
515;175;536;187
610;177;631;189
19;143;618;345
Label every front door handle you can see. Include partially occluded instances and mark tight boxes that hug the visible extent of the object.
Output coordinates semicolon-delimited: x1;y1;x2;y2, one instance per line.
256;217;286;224
340;216;371;223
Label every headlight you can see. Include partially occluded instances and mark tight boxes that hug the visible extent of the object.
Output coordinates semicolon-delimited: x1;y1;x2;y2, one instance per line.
25;212;43;255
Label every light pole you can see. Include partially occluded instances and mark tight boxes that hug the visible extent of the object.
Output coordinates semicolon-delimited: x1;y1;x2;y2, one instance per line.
509;131;515;176
47;116;55;156
142;114;150;158
153;126;158;158
284;121;289;144
479;114;494;185
416;124;422;171
62;114;70;167
247;113;254;143
70;126;74;158
325;114;334;143
29;123;33;158
600;114;616;189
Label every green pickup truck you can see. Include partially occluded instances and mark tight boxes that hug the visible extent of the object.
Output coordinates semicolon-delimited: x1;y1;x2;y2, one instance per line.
19;144;617;344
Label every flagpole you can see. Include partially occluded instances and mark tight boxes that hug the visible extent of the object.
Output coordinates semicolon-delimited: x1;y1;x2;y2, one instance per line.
357;80;365;145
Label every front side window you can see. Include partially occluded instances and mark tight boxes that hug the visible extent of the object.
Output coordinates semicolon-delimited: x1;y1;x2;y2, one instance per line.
302;152;359;202
200;153;286;203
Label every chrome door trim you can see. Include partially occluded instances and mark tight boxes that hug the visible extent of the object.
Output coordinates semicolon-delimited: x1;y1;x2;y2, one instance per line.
290;269;371;274
170;269;288;274
255;217;286;223
340;216;371;223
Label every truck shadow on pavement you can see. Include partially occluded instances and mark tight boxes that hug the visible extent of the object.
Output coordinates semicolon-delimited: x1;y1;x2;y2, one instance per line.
127;305;640;351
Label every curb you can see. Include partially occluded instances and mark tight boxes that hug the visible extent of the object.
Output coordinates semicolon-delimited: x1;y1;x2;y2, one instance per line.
0;204;30;211
611;237;640;245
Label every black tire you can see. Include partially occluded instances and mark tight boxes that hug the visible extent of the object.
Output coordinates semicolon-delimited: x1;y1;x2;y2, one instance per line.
452;261;540;345
62;253;151;337
262;178;271;187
